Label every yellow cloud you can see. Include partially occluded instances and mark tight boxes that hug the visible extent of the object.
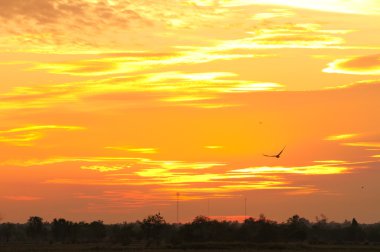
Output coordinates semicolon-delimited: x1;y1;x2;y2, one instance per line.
106;146;157;154
325;133;358;141
1;156;144;167
324;54;380;75
32;52;253;76
344;142;380;148
227;82;284;92
220;181;298;190
313;160;348;164
251;9;294;20
231;165;349;175
0;125;84;146
191;0;380;15
138;160;226;170
161;95;217;103
205;145;223;149
0;133;41;146
81;165;127;172
0;125;84;134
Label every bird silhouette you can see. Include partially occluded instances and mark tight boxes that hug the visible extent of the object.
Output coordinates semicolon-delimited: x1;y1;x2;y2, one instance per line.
263;146;286;158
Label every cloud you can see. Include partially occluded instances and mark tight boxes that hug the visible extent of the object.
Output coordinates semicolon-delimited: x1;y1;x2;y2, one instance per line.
313;160;348;164
205;146;223;149
230;25;346;49
81;165;127;173
0;0;147;52
32;52;254;76
0;67;284;111
1;156;144;167
0;125;84;146
0;125;84;133
189;0;380;15
32;155;352;194
323;80;380;90
325;133;358;141
2;195;42;201
344;142;380;148
252;9;295;20
231;164;349;175
0;83;81;110
106;146;157;154
324;54;380;75
74;190;168;210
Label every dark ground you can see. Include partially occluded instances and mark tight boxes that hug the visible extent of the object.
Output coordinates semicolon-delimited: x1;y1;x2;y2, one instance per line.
2;243;380;252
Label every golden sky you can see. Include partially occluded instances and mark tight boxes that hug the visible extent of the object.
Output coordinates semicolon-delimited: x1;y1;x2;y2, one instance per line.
1;0;380;223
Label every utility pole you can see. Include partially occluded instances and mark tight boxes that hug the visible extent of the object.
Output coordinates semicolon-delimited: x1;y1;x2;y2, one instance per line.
176;192;180;223
207;198;210;218
244;196;247;221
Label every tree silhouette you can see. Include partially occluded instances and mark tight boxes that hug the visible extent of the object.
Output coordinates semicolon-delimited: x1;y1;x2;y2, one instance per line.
108;222;133;245
26;216;45;241
88;220;106;241
0;223;15;242
51;218;73;242
141;213;167;246
0;213;379;247
240;216;278;242
286;215;310;241
347;218;364;242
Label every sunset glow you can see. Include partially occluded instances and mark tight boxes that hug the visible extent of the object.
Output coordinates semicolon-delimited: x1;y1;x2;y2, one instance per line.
1;0;380;224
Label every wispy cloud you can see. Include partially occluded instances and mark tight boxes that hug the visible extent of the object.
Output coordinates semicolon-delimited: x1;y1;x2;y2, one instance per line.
0;125;84;146
0;125;84;134
324;54;380;75
231;164;349;175
189;0;380;15
251;9;295;20
2;195;42;201
106;146;157;154
325;133;358;141
344;142;380;148
81;165;128;173
0;0;148;53
205;145;223;149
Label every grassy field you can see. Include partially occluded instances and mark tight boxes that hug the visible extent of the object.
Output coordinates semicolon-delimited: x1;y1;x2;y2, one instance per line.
2;243;380;252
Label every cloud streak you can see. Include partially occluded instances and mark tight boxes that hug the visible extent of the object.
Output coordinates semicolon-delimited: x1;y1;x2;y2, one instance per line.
0;125;84;146
324;54;380;75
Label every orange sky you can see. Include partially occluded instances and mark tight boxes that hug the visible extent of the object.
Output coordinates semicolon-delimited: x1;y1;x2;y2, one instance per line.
1;0;380;224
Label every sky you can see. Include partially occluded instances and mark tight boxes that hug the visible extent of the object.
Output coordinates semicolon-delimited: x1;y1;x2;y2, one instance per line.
1;0;380;224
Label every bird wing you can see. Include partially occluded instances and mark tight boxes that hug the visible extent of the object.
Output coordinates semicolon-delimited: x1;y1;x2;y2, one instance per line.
277;146;286;156
263;154;275;157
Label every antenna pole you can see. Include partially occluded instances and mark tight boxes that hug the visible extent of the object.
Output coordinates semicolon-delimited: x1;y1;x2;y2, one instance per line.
207;198;210;218
244;197;247;221
176;192;179;223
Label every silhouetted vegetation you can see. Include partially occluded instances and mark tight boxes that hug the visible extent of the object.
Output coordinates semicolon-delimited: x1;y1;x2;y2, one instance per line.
1;213;380;250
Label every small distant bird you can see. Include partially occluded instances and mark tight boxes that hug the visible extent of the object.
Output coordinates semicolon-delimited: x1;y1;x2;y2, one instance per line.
263;146;286;159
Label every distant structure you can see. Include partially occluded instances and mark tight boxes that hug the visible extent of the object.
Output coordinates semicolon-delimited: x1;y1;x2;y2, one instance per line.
244;197;247;221
207;198;210;218
176;192;180;223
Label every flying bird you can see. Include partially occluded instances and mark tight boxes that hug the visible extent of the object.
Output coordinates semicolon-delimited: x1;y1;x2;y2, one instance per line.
263;146;286;159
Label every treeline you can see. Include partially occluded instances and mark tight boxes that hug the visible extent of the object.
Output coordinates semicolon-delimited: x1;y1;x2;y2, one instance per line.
1;214;380;247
